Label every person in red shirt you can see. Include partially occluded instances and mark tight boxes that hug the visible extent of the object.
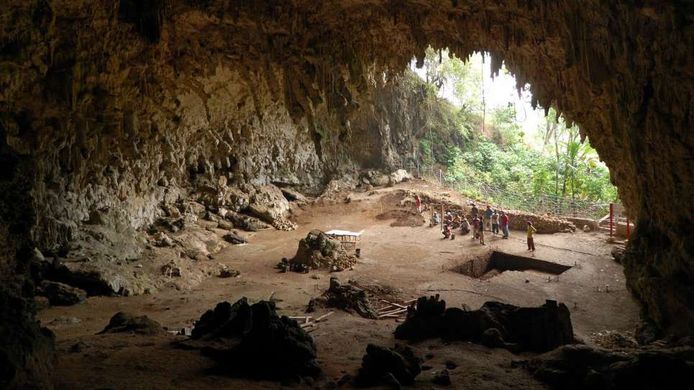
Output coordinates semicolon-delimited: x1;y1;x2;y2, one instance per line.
415;195;422;213
500;211;510;239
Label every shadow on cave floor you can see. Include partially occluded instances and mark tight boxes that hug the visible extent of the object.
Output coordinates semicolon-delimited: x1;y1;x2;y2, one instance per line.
38;180;638;389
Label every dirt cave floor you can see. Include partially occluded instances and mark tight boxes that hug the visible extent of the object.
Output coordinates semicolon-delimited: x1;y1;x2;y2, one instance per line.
38;181;639;389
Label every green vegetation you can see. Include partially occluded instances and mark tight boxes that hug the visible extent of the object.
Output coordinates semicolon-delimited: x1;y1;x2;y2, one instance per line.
413;48;617;217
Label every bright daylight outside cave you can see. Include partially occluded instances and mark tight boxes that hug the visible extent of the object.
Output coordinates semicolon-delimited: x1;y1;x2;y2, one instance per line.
1;1;693;389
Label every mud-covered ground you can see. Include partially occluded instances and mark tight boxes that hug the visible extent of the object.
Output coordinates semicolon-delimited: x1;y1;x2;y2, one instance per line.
39;180;638;389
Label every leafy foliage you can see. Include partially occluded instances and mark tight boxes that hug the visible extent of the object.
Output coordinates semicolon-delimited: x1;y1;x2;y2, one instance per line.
413;49;617;216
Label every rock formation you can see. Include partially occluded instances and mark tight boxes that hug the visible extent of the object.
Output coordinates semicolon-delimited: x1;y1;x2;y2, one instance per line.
188;298;321;382
1;1;694;387
354;344;422;388
395;295;574;353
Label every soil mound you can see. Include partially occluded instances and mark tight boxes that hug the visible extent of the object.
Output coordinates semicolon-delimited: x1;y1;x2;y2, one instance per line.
376;209;425;227
290;230;357;270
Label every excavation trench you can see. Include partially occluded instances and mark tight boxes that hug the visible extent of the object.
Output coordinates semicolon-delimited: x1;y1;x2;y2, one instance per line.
454;251;571;280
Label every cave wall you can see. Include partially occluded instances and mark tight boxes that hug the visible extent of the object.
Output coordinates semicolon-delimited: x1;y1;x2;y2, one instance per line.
1;0;694;386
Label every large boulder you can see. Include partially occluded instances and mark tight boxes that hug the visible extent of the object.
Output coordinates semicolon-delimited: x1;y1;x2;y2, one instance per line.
362;170;391;187
37;281;86;306
389;169;412;185
247;184;295;230
223;210;272;232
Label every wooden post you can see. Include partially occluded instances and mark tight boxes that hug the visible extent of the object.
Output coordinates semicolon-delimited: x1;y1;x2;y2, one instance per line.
441;203;444;233
609;203;614;237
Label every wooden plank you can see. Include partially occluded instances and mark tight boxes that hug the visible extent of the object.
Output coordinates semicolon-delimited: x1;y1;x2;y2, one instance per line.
378;308;407;317
315;311;334;322
379;313;405;319
379;299;408;309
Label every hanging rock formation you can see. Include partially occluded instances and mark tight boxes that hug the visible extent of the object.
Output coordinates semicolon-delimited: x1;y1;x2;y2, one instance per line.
1;1;694;387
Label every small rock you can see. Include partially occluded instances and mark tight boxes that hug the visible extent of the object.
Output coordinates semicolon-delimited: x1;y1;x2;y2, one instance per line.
218;264;240;278
223;232;247;245
611;246;626;264
161;261;182;277
444;360;457;370
34;296;50;310
48;316;82;327
153;232;174;247
69;341;89;353
431;369;451;386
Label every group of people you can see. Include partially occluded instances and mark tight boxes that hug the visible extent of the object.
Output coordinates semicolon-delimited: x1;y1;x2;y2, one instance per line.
468;203;510;245
428;202;510;244
422;197;536;251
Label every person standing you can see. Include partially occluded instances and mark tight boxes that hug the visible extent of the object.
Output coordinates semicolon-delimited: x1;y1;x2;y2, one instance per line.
415;195;422;213
500;211;510;239
491;209;499;235
484;205;493;231
472;216;480;240
471;203;479;220
526;221;537;251
460;216;470;235
478;221;486;245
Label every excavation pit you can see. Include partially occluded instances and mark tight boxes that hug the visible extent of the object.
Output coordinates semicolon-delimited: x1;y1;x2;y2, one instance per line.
453;251;571;280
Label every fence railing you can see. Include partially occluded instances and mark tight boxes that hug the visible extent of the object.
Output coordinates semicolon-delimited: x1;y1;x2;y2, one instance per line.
408;164;612;220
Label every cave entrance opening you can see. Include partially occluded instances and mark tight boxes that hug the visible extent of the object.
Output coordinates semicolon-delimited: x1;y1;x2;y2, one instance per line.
408;48;619;222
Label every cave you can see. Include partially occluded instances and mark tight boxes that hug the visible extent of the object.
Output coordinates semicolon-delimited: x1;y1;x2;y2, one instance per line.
1;1;693;388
